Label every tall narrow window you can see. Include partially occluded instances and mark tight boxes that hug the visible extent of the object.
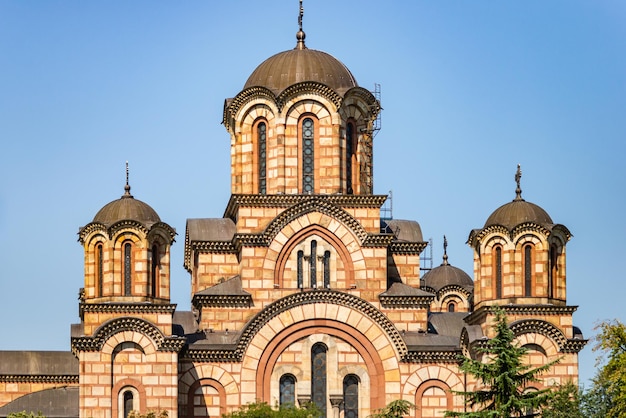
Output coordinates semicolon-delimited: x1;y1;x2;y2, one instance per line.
346;123;354;194
151;244;159;298
124;242;132;296
258;122;267;194
524;245;532;297
302;118;314;193
310;240;317;288
123;390;133;418
97;243;103;297
297;250;304;289
495;246;502;299
448;302;456;312
343;375;359;418
311;343;327;416
279;374;296;407
323;250;330;288
548;245;557;298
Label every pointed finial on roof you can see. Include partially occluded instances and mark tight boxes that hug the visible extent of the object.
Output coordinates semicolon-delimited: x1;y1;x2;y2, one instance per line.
123;161;133;198
295;0;307;50
514;164;523;201
442;235;449;266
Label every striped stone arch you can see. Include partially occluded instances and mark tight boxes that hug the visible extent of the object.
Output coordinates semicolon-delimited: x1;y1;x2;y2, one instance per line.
264;197;368;243
238;292;405;409
403;365;464;400
278;81;343;113
178;364;238;415
509;319;569;352
235;101;279;134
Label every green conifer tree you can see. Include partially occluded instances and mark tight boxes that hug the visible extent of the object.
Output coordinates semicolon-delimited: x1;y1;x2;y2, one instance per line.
445;307;558;417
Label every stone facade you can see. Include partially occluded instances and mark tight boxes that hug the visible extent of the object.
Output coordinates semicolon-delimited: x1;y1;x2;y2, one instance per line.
0;17;586;418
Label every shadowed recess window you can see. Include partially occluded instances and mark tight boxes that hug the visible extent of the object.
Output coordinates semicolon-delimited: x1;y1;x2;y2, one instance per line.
279;374;296;406
495;246;502;299
524;245;532;297
343;374;359;418
123;390;133;418
549;245;557;298
258;122;267;194
297;250;304;289
346;123;354;194
448;302;456;312
310;240;317;288
124;242;132;296
323;250;330;288
302;118;314;193
311;343;327;416
151;244;159;297
97;243;103;297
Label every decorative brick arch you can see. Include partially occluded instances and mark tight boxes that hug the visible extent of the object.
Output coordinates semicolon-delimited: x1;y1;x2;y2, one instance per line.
403;365;463;400
112;378;147;417
273;223;356;288
184;378;227;418
247;318;390;411
414;379;454;418
178;364;239;402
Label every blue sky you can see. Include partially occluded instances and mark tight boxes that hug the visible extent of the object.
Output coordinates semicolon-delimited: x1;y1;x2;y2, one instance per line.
0;1;624;387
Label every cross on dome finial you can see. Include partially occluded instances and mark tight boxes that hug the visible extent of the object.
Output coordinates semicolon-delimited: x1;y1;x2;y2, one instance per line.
442;235;449;266
123;161;133;198
295;0;307;50
514;164;523;201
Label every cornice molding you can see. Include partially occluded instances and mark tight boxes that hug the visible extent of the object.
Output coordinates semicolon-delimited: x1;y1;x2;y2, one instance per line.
192;294;253;309
0;375;79;384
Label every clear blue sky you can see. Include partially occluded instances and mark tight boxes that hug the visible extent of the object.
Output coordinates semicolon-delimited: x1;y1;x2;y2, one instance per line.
1;1;624;387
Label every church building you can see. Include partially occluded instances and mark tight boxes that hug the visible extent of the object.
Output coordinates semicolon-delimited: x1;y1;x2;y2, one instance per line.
0;6;586;418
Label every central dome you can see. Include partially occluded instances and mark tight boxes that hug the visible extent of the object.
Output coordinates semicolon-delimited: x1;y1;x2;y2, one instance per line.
243;33;357;96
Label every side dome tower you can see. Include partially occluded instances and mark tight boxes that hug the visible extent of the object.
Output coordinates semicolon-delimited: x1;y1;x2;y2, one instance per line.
467;165;571;308
78;165;176;304
223;10;380;196
422;236;473;313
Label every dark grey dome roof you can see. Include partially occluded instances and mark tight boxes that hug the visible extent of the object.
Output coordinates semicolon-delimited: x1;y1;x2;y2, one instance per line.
423;263;473;292
485;199;552;229
244;32;357;96
93;184;160;226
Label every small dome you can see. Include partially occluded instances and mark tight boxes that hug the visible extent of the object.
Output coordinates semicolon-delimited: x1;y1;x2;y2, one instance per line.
93;184;160;226
484;199;552;229
422;264;473;292
484;165;552;229
243;32;357;96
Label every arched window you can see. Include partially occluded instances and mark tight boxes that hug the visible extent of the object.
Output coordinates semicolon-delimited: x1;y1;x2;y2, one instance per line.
123;390;134;418
311;343;327;416
524;244;532;297
258;122;267;194
310;240;317;288
96;243;103;297
343;374;359;418
124;242;132;296
323;250;331;288
346;122;355;194
151;244;159;298
279;374;296;407
494;246;502;299
297;250;304;289
302;117;315;193
548;244;557;298
448;302;456;312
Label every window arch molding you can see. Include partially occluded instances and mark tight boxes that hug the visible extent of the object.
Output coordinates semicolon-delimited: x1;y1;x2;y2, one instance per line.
185;378;226;418
274;225;355;289
414;379;453;418
112;380;145;418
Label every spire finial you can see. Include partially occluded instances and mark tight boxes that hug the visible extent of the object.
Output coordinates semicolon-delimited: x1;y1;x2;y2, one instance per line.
295;0;306;50
442;235;449;265
123;161;133;198
514;164;523;201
